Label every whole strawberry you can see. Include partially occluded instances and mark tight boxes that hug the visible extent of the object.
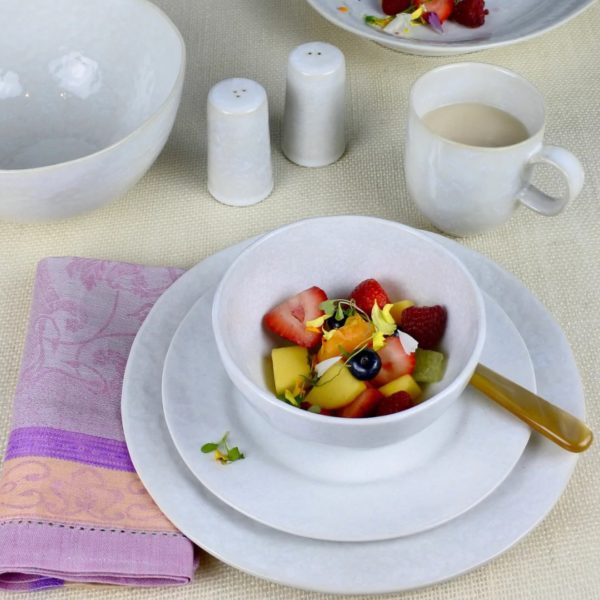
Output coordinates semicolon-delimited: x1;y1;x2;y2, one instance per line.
399;305;447;350
349;278;391;314
451;0;488;28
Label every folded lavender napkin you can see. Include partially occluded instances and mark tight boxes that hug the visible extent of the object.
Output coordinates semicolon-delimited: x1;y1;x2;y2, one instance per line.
0;257;195;591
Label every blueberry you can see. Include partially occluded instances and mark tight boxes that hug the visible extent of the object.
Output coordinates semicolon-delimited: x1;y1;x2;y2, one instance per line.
326;315;346;330
348;349;382;380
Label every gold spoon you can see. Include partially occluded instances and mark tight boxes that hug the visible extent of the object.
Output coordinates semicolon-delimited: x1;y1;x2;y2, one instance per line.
470;363;593;453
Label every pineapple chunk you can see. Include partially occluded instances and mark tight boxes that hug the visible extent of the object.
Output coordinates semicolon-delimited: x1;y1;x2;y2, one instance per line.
305;362;366;410
271;346;311;395
378;374;421;401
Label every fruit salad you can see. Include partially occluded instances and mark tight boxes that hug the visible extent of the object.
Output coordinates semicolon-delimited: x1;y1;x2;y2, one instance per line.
365;0;488;37
263;278;448;418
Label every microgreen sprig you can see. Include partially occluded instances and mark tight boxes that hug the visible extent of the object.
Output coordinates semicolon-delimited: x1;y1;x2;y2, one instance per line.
305;298;369;333
277;299;400;408
306;298;396;352
201;431;245;464
364;15;394;28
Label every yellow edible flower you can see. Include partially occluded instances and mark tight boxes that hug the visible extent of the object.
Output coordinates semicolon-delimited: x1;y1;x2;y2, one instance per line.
371;302;397;334
372;330;386;351
410;6;425;22
371;302;396;350
214;449;227;463
305;314;327;330
382;303;396;324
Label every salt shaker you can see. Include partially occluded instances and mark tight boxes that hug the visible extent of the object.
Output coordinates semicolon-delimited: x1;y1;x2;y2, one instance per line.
282;42;346;167
207;78;273;206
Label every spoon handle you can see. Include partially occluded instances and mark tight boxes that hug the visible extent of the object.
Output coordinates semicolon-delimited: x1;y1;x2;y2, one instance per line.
470;363;593;453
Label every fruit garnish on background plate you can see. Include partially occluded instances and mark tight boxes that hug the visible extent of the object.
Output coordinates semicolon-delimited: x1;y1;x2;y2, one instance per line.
366;0;488;36
263;278;448;418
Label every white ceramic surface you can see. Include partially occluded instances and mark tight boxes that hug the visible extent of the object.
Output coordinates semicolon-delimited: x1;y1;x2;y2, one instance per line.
0;0;185;221
121;232;582;594
212;216;486;447
405;63;585;236
281;42;346;167
207;78;273;206
163;288;531;542
304;0;597;56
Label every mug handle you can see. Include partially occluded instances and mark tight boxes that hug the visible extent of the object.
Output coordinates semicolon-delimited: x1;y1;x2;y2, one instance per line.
517;145;585;216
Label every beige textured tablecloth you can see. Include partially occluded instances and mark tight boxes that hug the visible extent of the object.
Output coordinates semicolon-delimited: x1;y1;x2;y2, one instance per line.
1;0;599;597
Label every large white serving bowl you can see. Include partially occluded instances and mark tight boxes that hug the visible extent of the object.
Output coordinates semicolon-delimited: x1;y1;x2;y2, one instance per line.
212;216;487;448
305;0;596;57
0;0;185;221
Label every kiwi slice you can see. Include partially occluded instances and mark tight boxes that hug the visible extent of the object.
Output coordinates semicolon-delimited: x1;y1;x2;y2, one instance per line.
413;349;446;383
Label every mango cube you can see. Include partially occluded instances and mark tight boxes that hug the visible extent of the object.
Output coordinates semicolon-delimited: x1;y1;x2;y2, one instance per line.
271;346;311;395
378;374;421;402
305;362;366;410
389;300;415;324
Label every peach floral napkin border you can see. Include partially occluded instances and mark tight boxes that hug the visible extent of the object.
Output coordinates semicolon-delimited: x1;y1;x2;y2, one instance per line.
0;258;195;591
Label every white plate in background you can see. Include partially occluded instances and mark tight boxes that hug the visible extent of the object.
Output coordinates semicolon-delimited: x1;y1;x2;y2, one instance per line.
305;0;596;56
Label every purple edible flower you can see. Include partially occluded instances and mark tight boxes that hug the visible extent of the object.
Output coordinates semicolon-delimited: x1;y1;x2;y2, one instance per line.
425;12;444;33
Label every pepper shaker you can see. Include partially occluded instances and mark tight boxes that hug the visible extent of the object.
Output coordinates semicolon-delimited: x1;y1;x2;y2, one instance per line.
282;42;346;167
207;78;273;206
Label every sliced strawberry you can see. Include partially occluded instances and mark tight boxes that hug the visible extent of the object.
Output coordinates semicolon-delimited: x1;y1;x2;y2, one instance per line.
349;279;391;314
336;388;384;418
399;305;447;350
376;391;413;416
263;286;328;348
382;0;412;15
451;0;488;27
371;336;416;387
415;0;454;22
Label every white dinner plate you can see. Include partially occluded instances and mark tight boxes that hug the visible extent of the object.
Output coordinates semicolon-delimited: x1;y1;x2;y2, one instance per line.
162;288;531;542
122;230;582;594
305;0;596;56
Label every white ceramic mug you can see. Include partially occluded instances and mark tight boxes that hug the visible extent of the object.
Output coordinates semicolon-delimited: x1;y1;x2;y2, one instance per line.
404;63;585;236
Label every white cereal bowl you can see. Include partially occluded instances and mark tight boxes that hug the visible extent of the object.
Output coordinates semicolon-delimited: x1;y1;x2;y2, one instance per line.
0;0;185;222
212;216;487;448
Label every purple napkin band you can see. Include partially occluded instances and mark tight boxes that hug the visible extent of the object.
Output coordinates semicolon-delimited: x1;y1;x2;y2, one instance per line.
5;427;135;472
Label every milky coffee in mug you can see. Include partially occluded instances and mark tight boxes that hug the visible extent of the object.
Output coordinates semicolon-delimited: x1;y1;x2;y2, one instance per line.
404;63;584;236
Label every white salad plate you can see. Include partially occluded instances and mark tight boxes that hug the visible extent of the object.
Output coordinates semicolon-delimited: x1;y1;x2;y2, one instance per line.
122;230;582;595
305;0;597;57
162;287;531;542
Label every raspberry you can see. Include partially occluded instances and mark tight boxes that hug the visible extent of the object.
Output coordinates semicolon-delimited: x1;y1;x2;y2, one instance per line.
376;391;413;416
382;0;412;15
451;0;488;28
399;305;447;350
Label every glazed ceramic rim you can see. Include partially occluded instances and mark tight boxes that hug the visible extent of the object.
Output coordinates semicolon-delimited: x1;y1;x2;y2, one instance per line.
212;215;487;431
0;0;186;175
